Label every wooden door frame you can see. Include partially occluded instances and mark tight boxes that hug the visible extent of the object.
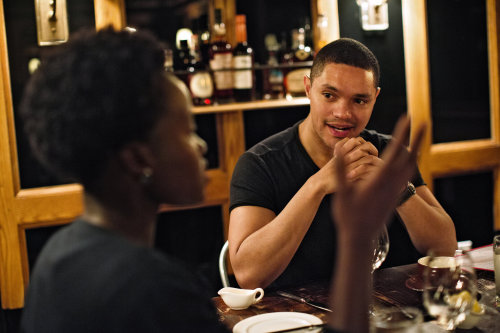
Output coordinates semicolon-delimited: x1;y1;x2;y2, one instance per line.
402;0;500;230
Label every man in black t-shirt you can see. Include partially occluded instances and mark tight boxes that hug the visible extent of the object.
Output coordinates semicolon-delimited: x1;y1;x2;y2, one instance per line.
228;38;457;290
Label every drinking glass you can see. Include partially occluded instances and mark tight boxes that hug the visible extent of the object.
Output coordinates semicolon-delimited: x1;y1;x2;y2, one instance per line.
422;251;477;331
494;235;500;307
372;225;390;272
371;307;423;333
369;226;390;317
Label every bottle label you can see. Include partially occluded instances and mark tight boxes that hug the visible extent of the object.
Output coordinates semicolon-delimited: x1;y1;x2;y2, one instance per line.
210;53;233;90
295;49;311;61
233;55;252;89
190;71;214;98
286;68;310;94
269;69;283;85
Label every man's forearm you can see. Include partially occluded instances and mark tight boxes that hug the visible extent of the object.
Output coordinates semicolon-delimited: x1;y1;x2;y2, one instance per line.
396;187;457;256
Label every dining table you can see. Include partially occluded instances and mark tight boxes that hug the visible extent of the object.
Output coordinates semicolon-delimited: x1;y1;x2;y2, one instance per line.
213;263;500;332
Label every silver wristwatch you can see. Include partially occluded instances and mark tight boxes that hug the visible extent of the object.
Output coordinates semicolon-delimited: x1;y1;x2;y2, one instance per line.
398;182;416;206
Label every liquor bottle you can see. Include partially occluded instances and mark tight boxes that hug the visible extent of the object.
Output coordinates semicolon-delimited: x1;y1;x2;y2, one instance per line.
279;31;292;64
262;34;284;100
284;28;314;98
233;14;254;102
187;59;214;106
188;36;214;106
164;48;174;72
209;8;233;102
292;28;314;62
175;39;193;70
197;14;211;66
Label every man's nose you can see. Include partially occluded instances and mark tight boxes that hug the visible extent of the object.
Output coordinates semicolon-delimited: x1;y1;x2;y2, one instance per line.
331;99;352;119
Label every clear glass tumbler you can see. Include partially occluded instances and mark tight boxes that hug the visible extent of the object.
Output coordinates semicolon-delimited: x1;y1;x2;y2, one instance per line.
493;235;500;307
371;307;423;333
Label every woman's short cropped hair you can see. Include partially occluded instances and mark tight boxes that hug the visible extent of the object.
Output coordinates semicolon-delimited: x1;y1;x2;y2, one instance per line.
20;28;169;186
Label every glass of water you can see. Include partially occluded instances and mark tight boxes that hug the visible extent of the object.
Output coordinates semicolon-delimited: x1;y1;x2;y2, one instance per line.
369;226;390;317
494;235;500;307
372;225;390;272
422;251;477;330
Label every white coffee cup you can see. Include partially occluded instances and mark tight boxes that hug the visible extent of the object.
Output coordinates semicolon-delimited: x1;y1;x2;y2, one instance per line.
218;287;264;310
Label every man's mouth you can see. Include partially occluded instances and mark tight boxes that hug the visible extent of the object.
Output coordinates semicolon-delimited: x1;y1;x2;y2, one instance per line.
326;124;354;137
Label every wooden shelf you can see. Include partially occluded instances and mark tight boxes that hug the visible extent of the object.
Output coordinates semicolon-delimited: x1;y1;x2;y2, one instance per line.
192;97;310;114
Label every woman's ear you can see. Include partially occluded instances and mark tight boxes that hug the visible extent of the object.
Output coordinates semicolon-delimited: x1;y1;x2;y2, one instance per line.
118;142;155;178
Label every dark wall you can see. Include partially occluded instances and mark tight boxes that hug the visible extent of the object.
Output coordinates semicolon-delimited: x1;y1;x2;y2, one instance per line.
427;0;490;143
338;0;407;135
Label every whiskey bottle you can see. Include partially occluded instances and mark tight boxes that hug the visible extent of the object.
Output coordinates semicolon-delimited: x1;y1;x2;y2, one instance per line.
233;14;254;102
175;39;193;70
209;8;233;102
187;59;214;106
188;36;214;106
284;28;313;98
196;14;211;66
262;34;284;100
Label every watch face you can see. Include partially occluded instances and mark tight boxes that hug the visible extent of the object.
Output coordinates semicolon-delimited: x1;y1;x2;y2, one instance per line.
399;182;416;206
408;182;416;194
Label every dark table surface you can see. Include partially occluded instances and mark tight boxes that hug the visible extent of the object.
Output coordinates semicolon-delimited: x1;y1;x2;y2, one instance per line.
214;264;500;332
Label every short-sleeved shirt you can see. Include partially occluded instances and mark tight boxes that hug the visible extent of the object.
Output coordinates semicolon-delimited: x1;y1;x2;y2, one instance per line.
230;121;424;290
21;219;227;333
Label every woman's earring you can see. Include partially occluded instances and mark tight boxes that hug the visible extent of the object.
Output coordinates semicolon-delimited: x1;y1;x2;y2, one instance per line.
140;167;153;185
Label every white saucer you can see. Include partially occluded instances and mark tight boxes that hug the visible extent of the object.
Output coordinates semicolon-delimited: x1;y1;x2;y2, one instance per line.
233;312;323;333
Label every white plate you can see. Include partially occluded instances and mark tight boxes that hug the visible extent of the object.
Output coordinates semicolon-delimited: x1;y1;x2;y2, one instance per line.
233;312;323;333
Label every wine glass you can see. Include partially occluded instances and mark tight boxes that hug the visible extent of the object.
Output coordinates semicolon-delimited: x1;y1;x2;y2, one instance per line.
369;226;390;317
422;251;477;331
372;225;390;272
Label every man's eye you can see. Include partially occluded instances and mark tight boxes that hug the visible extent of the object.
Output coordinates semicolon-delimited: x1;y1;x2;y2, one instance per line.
355;99;368;105
322;92;333;99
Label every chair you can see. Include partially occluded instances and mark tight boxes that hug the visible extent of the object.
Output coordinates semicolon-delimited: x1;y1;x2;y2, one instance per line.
219;240;230;288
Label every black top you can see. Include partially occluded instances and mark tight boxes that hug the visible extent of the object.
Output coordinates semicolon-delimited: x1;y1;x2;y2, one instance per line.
21;219;227;333
230;121;424;290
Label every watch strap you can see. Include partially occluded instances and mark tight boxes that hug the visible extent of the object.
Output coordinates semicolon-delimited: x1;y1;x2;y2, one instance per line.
398;182;416;206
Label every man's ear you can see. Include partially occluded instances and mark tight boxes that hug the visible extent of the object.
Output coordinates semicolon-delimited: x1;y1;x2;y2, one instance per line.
304;75;312;97
375;87;381;99
118;142;155;177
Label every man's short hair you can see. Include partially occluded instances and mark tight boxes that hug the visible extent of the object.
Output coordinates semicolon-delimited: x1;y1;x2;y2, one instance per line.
310;38;380;88
20;28;172;187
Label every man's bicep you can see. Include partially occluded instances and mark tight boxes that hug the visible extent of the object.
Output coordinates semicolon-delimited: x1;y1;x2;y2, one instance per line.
230;152;277;211
228;205;276;253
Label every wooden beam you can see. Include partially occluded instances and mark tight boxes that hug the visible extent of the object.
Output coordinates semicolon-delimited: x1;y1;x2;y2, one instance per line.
401;0;433;187
488;0;500;142
430;140;500;177
487;0;500;230
0;0;26;309
192;97;309;114
158;169;229;212
15;184;84;227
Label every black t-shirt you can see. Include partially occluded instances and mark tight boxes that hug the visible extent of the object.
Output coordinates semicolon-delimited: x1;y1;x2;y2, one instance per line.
230;121;424;290
21;219;227;333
